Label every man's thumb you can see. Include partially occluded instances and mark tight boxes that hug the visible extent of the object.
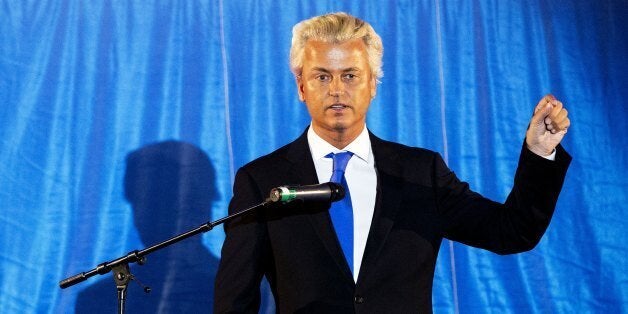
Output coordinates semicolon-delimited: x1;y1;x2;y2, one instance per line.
531;103;551;125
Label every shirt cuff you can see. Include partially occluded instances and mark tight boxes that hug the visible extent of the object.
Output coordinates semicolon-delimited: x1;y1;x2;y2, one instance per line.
541;149;556;161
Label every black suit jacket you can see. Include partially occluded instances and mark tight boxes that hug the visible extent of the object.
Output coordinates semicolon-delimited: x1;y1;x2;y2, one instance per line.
215;129;571;313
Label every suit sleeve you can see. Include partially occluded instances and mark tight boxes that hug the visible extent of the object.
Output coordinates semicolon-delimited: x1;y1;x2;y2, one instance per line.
214;168;270;313
437;143;571;254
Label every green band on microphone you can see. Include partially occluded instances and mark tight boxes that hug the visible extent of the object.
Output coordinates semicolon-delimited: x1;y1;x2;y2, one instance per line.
279;187;297;202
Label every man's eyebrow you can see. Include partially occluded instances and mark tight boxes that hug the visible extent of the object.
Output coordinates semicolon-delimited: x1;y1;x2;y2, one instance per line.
342;67;361;72
311;67;331;73
310;67;362;72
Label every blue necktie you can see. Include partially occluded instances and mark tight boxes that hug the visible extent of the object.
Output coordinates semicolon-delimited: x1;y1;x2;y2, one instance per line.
327;152;354;275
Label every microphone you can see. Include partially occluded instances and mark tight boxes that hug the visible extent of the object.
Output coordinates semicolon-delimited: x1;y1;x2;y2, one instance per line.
268;182;345;203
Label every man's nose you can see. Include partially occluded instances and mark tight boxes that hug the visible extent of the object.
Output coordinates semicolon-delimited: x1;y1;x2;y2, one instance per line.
328;77;345;96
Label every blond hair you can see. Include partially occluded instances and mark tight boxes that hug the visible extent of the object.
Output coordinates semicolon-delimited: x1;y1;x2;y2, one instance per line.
289;12;384;79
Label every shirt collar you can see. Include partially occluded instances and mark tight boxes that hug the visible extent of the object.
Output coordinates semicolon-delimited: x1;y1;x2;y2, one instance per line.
307;123;371;163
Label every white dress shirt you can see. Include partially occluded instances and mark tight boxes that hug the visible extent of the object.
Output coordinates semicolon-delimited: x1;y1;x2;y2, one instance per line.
307;125;377;281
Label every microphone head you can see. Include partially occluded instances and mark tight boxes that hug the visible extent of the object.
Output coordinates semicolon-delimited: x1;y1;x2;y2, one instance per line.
327;182;345;202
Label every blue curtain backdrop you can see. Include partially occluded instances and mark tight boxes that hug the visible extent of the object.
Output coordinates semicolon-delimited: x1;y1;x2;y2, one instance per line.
1;0;626;313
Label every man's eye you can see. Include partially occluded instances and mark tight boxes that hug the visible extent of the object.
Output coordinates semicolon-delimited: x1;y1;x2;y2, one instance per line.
343;74;356;80
316;75;330;82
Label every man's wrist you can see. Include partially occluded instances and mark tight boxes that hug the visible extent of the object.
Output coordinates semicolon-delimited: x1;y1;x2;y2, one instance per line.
527;145;556;161
542;149;557;161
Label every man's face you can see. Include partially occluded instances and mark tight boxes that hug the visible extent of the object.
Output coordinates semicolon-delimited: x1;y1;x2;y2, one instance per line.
297;39;377;138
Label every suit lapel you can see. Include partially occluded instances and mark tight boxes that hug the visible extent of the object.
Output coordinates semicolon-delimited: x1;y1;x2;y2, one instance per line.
356;133;405;284
285;129;355;284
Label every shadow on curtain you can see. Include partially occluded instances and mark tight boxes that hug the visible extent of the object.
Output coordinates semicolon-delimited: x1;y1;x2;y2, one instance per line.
75;141;220;312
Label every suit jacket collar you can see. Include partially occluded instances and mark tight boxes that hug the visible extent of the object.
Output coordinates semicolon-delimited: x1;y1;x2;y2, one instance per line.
285;128;317;182
284;128;406;286
356;132;406;285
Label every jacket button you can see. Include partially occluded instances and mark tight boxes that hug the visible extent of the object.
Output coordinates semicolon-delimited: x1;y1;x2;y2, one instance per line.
354;295;365;304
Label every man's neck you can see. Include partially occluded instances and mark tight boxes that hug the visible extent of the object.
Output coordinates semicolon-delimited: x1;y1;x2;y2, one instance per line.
312;124;365;149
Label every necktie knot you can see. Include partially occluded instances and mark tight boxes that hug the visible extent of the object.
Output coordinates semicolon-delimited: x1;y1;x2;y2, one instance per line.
327;152;354;183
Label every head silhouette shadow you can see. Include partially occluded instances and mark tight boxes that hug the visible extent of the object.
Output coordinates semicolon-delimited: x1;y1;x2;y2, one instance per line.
76;140;219;313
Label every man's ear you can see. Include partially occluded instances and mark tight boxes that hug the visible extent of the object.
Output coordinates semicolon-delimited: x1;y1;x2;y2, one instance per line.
370;76;377;99
296;76;306;102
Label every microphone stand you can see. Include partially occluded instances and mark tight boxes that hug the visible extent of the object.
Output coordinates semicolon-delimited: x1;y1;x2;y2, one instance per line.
59;198;274;314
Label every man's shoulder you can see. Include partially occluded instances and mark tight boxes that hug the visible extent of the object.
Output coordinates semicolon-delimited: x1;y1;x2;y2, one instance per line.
243;142;293;168
239;134;307;174
370;133;441;162
370;134;447;183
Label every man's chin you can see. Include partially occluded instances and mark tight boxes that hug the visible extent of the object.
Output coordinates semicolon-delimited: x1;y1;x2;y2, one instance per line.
332;122;349;131
313;119;360;133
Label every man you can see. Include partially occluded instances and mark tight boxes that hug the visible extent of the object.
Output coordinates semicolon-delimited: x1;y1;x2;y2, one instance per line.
215;12;571;313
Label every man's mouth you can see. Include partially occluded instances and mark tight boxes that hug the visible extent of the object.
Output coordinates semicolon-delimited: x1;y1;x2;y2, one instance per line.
328;103;349;110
